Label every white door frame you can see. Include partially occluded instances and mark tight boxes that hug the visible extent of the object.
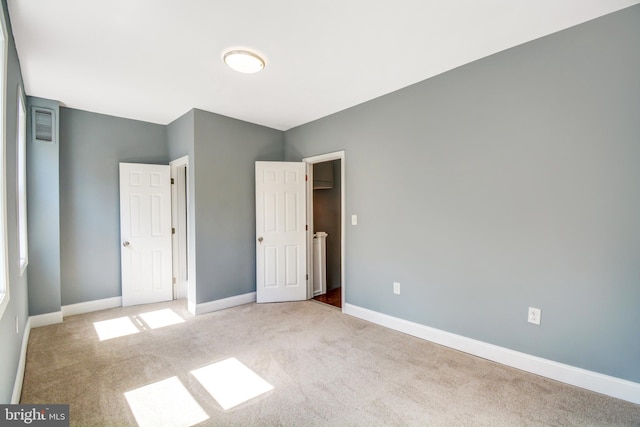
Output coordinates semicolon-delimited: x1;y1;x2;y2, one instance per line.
303;151;346;310
170;156;195;311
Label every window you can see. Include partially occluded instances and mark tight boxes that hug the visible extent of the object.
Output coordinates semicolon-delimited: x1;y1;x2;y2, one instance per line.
17;87;27;273
0;3;10;319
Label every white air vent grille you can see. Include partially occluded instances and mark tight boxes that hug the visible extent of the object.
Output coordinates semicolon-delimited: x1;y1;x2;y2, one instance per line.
32;107;55;144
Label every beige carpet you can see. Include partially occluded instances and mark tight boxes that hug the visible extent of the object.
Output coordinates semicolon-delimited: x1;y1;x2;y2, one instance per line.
20;299;640;426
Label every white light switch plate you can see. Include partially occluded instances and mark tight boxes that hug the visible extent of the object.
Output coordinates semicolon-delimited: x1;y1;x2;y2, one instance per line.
393;282;400;295
351;214;358;225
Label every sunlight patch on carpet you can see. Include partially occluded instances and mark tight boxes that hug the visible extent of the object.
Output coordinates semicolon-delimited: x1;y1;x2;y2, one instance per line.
191;358;274;410
124;376;208;427
93;316;140;341
138;308;185;329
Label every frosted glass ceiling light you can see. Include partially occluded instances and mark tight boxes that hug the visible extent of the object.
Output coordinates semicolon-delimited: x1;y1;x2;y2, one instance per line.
223;50;265;74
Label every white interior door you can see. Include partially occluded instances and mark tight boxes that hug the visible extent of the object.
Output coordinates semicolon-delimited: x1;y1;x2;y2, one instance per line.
120;163;173;306
255;161;307;303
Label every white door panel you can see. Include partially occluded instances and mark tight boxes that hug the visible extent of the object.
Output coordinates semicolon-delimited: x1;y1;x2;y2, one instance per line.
120;163;173;306
256;161;307;303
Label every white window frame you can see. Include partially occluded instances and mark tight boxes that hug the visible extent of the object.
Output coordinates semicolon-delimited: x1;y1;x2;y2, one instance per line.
0;3;10;320
17;86;27;274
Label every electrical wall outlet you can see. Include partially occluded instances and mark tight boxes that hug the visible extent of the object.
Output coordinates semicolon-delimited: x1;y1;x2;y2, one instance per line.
393;282;400;295
528;307;541;325
351;214;358;225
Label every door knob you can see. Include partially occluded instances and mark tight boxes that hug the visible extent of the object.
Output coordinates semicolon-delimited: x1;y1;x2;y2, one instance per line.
123;241;130;247
258;237;263;244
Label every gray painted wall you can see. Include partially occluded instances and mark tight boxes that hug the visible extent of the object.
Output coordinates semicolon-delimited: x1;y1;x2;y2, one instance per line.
0;0;30;403
59;108;168;305
193;109;283;303
26;96;60;316
285;5;640;383
167;109;194;161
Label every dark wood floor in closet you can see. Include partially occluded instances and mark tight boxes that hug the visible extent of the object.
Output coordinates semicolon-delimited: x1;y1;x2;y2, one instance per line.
313;287;342;309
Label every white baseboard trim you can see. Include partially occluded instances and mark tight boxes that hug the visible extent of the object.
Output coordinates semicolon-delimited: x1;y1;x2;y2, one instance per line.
344;303;640;405
195;292;256;315
29;311;63;328
187;299;196;315
11;317;31;404
62;297;122;317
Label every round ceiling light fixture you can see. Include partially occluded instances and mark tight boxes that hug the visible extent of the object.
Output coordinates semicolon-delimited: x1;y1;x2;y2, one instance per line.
223;50;265;74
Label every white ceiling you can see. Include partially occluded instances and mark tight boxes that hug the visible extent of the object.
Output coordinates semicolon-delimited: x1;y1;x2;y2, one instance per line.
7;0;640;131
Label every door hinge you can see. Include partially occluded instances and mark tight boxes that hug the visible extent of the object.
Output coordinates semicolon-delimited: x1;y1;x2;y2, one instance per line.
172;227;176;234
306;224;308;231
305;174;308;181
171;178;175;184
306;274;309;280
172;277;177;285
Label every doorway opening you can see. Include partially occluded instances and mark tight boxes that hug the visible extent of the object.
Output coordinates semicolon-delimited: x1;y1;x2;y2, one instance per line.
303;151;345;310
170;156;190;304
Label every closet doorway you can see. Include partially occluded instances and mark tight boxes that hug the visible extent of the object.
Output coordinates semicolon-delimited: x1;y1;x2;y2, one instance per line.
309;158;342;309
